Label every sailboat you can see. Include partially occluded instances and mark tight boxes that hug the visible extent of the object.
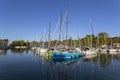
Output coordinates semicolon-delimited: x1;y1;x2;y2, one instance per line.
83;17;97;56
35;29;48;56
99;33;109;54
52;8;82;59
109;34;117;54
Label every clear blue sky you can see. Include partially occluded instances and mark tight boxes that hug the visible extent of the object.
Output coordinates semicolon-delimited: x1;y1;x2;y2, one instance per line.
0;0;120;43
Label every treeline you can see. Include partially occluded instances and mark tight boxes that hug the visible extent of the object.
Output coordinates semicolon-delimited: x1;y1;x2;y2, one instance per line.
9;32;120;47
0;39;9;46
10;40;30;47
44;32;120;48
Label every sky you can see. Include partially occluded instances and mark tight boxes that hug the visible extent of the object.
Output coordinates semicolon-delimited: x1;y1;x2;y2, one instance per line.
0;0;120;43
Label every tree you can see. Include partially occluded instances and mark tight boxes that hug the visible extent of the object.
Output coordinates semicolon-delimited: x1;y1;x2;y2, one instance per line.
0;39;9;46
98;32;108;38
10;40;26;47
97;32;109;46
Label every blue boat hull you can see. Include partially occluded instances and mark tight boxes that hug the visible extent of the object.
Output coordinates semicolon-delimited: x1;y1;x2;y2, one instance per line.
52;52;82;59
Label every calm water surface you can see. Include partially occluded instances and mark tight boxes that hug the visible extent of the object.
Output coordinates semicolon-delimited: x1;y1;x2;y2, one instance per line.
0;49;120;80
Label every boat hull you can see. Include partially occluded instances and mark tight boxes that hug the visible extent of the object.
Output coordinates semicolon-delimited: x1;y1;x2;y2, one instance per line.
52;52;82;59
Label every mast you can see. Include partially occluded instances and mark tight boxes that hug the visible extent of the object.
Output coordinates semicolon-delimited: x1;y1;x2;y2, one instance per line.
48;22;51;47
97;35;99;48
48;22;51;42
40;32;44;47
90;17;94;48
110;34;113;48
42;32;45;48
59;12;62;41
66;7;69;46
104;33;107;46
78;28;81;48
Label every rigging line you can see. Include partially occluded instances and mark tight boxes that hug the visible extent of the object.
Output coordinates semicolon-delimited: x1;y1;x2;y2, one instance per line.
61;11;67;33
52;17;60;40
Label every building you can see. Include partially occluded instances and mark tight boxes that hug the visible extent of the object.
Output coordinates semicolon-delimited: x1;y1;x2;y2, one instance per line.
114;43;120;48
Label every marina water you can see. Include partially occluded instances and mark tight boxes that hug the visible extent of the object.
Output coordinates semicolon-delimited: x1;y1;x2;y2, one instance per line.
0;49;120;80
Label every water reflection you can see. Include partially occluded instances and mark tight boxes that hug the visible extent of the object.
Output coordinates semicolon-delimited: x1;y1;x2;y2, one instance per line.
34;52;120;69
0;49;30;56
0;50;120;80
10;48;29;54
83;55;97;63
52;58;81;65
0;50;7;55
97;53;111;67
97;53;120;67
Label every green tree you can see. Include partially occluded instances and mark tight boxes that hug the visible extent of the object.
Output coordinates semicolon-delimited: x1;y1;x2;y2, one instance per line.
97;32;109;46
